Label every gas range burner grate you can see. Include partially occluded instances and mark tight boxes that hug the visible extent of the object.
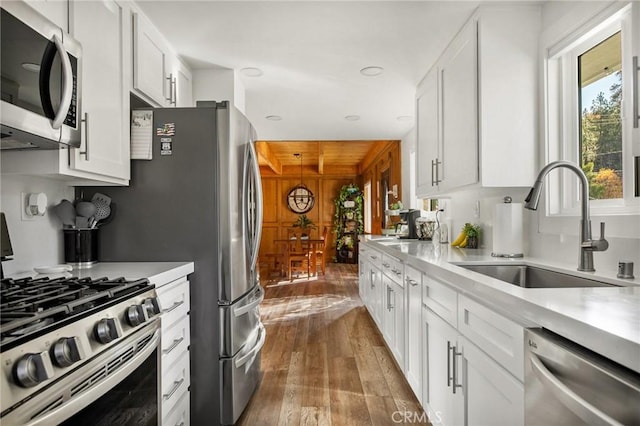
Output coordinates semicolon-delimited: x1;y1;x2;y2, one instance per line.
0;276;151;350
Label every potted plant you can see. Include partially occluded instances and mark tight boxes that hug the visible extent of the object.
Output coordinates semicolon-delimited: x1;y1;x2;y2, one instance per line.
292;214;317;237
386;200;403;216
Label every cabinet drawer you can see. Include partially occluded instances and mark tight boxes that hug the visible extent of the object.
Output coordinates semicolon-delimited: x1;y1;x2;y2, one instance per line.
422;275;457;327
157;278;190;330
161;315;190;372
365;247;382;265
381;253;404;286
458;295;524;380
161;351;190;420
163;390;190;426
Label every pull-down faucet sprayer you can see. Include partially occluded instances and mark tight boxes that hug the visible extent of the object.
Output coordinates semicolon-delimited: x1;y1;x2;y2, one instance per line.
524;160;608;272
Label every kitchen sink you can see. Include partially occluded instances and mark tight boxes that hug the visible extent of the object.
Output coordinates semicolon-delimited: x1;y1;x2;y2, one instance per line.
458;264;618;288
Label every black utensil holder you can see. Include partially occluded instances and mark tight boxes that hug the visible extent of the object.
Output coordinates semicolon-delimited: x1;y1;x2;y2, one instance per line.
64;229;99;267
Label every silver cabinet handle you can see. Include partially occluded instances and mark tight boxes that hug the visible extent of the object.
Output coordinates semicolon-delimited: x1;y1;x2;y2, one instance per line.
80;113;89;160
447;341;453;387
172;75;177;106
162;336;184;355
382;262;390;268
434;158;441;184
51;34;73;130
370;255;378;260
165;73;174;104
452;345;463;394
163;377;185;401
431;159;436;186
406;276;418;286
529;353;622;425
162;299;184;314
370;270;376;289
633;56;639;129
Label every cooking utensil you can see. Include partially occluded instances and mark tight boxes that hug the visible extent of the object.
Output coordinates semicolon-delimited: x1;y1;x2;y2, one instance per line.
75;217;90;229
52;200;76;228
75;201;96;218
91;192;111;207
92;201;111;223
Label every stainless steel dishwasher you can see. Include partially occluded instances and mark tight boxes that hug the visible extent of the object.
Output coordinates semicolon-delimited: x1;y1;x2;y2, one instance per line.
525;328;640;425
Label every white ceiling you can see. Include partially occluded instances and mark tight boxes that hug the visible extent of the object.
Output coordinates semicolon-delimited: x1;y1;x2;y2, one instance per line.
136;1;480;141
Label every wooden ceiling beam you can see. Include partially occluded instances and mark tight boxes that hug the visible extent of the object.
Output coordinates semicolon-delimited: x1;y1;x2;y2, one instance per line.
255;141;282;175
358;140;394;174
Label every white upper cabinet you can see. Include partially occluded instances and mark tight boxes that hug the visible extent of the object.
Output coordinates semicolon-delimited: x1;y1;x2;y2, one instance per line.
132;10;193;108
174;59;193;107
416;5;540;198
133;11;171;107
68;0;129;182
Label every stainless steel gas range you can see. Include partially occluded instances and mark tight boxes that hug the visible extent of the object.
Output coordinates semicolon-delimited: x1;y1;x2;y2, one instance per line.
0;275;162;425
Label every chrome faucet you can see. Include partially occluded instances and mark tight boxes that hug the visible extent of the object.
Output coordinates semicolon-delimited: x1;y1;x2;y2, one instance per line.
524;160;608;272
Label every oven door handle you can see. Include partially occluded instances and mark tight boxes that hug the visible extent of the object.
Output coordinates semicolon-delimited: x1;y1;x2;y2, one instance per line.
529;353;623;426
28;327;160;425
233;286;264;318
235;323;266;369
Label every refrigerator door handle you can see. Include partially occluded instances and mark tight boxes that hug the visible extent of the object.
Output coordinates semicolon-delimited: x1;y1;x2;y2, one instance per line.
245;140;264;270
233;285;265;318
235;323;266;370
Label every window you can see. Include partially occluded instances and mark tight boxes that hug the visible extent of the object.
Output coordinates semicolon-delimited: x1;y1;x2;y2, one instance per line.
546;3;637;218
579;32;622;200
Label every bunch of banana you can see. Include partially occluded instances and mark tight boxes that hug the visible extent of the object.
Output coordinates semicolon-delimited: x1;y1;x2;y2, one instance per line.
451;223;473;248
450;230;467;247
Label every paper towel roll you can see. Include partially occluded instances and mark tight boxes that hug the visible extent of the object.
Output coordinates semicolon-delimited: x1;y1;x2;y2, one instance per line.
492;201;523;257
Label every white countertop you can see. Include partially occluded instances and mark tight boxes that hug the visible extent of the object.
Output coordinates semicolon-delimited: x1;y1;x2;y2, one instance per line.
361;235;640;374
10;262;194;288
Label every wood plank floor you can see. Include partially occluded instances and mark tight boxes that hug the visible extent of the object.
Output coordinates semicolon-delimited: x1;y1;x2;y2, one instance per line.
238;263;429;426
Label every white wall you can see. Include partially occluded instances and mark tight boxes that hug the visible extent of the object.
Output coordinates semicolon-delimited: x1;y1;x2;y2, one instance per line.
192;68;246;114
0;174;74;276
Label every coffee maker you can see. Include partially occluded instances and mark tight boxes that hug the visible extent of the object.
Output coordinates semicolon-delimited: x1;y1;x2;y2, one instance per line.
398;209;420;239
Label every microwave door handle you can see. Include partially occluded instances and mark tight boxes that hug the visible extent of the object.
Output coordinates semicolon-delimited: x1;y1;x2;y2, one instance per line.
50;34;73;130
529;353;623;426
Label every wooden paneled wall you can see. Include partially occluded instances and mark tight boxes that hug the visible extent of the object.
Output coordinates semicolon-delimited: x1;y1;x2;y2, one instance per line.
258;141;400;260
259;166;359;260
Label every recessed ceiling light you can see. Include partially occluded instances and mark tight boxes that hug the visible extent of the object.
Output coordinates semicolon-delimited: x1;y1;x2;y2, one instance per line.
397;115;412;121
345;115;361;121
360;66;384;76
240;67;263;77
266;115;282;121
21;62;40;72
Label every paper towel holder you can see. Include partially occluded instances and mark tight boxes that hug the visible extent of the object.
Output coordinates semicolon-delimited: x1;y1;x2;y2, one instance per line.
491;196;524;258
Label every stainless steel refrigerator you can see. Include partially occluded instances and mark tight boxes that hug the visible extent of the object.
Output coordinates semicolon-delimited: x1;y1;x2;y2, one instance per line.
80;101;265;425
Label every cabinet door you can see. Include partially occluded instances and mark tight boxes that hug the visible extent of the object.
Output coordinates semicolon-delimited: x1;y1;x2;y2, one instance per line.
358;257;369;302
424;310;464;426
369;266;383;328
175;59;193;107
381;276;395;348
404;265;422;399
461;336;524;426
416;68;439;197
70;0;129;180
392;281;405;370
440;19;478;191
133;12;170;106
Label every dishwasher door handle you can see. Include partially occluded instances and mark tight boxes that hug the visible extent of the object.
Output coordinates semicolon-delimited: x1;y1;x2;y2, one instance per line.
529;353;623;426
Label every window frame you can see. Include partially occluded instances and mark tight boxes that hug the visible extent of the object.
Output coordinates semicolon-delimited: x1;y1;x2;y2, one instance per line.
541;2;639;240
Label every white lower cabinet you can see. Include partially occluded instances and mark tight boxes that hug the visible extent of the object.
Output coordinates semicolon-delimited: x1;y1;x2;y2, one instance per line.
155;276;191;425
461;336;524;426
404;265;423;399
382;273;405;368
424;309;464;426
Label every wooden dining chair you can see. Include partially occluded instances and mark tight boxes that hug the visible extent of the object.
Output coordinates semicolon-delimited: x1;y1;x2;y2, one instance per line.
287;230;311;280
310;226;328;276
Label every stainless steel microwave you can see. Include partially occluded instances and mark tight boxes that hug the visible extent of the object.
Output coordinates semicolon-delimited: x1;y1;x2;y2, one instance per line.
1;1;81;150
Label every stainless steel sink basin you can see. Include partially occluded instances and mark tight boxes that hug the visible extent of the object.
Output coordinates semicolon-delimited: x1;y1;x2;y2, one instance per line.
459;264;618;288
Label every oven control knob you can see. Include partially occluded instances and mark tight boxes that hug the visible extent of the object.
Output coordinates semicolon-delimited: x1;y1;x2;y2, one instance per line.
126;304;148;326
94;318;122;344
51;337;85;367
142;297;161;317
14;351;55;388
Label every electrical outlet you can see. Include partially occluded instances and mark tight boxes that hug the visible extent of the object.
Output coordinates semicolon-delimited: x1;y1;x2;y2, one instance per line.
474;200;480;218
20;192;34;221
